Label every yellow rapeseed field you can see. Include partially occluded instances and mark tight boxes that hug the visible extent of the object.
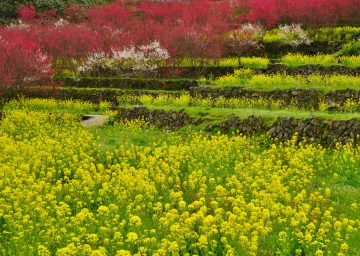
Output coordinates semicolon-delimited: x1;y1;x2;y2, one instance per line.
0;106;359;255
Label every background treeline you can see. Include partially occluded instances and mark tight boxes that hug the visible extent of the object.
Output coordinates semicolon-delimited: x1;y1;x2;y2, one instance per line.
0;0;112;23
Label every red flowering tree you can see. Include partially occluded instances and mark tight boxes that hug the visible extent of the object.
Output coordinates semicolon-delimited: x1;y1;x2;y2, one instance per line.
17;3;58;24
0;29;52;91
37;24;105;59
247;0;360;27
133;0;233;59
16;3;36;22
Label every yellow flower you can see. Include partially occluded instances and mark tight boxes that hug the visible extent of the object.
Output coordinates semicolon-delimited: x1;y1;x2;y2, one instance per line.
130;215;142;227
97;206;110;216
38;245;51;256
316;249;324;256
126;232;138;242
304;233;312;243
278;231;287;240
341;243;349;250
116;250;132;256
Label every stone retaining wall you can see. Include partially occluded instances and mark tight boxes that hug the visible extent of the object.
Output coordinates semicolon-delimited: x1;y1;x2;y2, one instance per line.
73;64;359;79
118;106;193;130
116;106;360;146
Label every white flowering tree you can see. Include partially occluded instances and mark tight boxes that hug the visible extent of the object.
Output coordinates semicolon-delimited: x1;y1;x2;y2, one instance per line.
78;41;170;75
227;23;264;66
277;24;312;47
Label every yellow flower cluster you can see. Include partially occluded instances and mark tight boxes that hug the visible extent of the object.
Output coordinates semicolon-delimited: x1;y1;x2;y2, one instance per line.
0;108;359;255
3;98;110;115
119;93;360;114
208;69;360;91
118;93;285;110
280;53;360;68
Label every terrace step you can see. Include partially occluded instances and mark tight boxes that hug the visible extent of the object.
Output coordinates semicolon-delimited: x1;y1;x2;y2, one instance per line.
64;77;197;90
73;64;360;80
82;66;235;78
261;41;343;57
116;106;360;146
258;64;360;76
190;87;360;108
6;87;360;111
17;87;181;104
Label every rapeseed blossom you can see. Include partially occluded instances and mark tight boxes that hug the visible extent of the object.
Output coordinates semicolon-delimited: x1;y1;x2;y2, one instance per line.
0;105;359;255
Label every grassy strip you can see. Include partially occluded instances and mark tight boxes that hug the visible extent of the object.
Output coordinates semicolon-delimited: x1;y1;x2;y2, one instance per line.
124;103;360;123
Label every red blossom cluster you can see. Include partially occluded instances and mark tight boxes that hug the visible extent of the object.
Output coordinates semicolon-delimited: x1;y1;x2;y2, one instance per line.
248;0;360;27
0;28;51;88
0;0;359;87
134;0;233;58
38;25;105;59
14;0;235;59
17;3;58;23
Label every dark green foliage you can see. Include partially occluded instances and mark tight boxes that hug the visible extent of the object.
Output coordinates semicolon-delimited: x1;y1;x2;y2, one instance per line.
0;0;113;19
0;0;18;22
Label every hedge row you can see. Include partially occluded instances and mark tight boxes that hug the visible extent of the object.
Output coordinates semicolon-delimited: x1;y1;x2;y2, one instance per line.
64;77;197;90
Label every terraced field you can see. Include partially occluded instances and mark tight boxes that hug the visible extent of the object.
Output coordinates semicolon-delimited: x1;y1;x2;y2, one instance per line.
18;43;360;145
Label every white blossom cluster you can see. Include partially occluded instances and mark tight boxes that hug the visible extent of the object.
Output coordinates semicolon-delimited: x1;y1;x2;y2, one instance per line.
240;23;265;39
227;24;264;55
278;24;312;47
77;52;109;73
36;51;52;74
22;51;51;83
54;18;68;27
7;20;30;30
78;41;170;74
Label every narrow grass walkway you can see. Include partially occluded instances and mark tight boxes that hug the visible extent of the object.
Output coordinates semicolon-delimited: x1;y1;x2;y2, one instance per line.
127;104;360;123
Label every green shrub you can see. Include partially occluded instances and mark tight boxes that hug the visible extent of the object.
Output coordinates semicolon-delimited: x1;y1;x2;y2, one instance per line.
336;40;360;56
